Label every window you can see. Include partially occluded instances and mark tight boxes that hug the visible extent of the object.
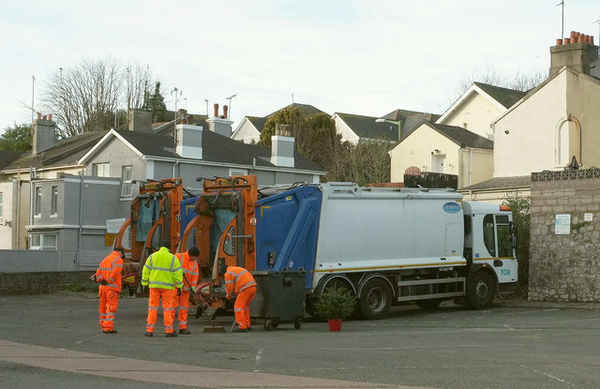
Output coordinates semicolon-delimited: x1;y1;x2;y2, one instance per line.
483;214;496;257
0;192;3;217
496;216;513;258
121;165;133;198
431;153;445;173
29;233;57;250
93;162;110;177
34;186;42;216
229;168;248;177
51;186;58;215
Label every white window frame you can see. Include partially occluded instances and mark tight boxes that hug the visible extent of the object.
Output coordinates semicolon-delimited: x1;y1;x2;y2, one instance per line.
50;185;58;217
34;186;42;217
0;192;3;217
29;233;57;250
229;168;248;177
92;162;111;177
121;165;134;199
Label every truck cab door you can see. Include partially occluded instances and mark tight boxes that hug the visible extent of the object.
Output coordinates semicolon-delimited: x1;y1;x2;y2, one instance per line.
494;214;518;284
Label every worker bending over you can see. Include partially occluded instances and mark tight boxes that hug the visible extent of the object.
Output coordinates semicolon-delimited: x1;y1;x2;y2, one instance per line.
141;247;183;337
175;247;200;334
94;248;124;334
222;265;257;332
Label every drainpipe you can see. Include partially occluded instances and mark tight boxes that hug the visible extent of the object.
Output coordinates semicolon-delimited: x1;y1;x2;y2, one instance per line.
172;160;180;178
469;148;473;186
75;173;84;264
28;168;35;248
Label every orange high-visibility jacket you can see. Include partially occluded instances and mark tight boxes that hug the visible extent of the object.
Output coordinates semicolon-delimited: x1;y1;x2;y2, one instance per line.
224;266;256;298
95;251;123;293
176;252;200;292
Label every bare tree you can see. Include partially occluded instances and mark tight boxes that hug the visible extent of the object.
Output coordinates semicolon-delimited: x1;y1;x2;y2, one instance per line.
43;58;154;137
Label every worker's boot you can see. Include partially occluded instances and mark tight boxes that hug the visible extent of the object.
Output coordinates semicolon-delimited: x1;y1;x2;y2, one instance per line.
166;332;178;337
102;329;117;334
179;329;191;335
144;332;153;337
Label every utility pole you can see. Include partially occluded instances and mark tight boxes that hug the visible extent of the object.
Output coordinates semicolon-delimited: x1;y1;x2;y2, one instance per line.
225;93;237;119
291;92;294;103
595;18;600;44
171;87;182;120
204;99;209;116
557;1;565;39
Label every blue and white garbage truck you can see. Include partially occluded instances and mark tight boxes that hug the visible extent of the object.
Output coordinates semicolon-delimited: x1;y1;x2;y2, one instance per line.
251;182;517;318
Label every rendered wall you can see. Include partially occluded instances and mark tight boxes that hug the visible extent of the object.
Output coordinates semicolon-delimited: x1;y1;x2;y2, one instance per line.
439;91;503;139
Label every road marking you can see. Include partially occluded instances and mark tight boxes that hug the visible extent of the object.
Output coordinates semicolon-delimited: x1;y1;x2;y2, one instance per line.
519;364;578;388
0;340;429;388
254;347;263;372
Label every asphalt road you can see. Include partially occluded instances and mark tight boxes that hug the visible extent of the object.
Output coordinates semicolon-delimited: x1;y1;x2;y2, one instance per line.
1;293;599;389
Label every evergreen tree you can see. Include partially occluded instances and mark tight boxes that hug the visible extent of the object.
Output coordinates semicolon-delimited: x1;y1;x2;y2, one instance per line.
0;123;32;152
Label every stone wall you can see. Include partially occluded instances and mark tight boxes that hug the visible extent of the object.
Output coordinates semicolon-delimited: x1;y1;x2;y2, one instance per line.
529;169;600;302
0;271;95;295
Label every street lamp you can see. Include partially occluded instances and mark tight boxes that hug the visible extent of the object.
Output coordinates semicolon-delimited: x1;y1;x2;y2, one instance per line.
225;93;237;119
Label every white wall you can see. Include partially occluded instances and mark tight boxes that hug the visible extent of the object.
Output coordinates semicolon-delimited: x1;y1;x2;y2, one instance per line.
389;124;460;182
333;115;360;145
231;119;260;143
439;90;504;139
493;71;568;177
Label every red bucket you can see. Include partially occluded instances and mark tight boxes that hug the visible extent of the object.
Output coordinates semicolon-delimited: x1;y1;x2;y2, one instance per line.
328;319;342;332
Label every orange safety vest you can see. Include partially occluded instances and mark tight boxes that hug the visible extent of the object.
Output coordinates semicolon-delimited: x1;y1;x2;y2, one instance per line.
95;251;123;293
224;266;256;298
176;252;200;292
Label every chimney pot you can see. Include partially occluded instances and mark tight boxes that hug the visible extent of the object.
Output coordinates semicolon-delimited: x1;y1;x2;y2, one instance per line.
556;38;563;46
213;103;219;118
571;31;577;40
564;38;571;44
223;105;229;119
48;114;52;121
36;112;41;120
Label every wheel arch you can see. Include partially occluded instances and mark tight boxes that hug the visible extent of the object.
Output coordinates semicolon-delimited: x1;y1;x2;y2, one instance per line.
316;274;357;297
357;273;395;298
469;263;499;287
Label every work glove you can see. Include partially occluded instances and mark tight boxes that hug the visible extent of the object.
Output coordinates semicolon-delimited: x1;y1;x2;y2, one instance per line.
177;288;182;296
100;280;108;286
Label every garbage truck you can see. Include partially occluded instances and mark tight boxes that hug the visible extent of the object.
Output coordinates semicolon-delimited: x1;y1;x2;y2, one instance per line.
247;182;518;319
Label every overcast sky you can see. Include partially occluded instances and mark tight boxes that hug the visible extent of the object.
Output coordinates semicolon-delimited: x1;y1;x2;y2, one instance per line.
1;0;599;132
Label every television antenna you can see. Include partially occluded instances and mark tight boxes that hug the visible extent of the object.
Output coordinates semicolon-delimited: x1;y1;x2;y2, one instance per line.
557;1;565;39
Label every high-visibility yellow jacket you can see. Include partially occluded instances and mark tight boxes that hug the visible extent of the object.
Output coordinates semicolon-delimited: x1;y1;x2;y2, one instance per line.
141;247;183;290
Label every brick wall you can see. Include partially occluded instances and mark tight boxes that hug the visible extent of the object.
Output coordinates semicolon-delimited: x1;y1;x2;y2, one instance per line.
0;271;95;295
529;169;600;302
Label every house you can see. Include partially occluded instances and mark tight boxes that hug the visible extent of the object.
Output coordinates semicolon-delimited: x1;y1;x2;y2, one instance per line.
332;109;439;144
388;79;524;188
462;30;600;202
231;103;325;144
389;121;493;187
0;106;325;252
436;82;525;139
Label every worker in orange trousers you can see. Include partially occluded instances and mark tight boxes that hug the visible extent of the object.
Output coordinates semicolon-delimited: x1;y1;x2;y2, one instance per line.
94;249;124;334
141;247;183;337
175;247;201;334
222;265;257;332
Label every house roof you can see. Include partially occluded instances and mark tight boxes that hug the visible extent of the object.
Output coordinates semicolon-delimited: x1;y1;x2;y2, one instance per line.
473;82;526;109
0;151;24;170
461;175;531;191
336;112;399;140
246;116;268;132
381;109;440;140
83;129;324;172
2;131;107;171
406;122;493;149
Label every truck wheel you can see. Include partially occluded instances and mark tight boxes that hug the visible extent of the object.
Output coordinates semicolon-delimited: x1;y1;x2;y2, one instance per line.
466;271;496;309
359;279;392;319
416;299;442;310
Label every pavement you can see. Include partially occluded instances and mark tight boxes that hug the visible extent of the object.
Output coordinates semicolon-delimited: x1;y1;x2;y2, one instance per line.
1;293;600;389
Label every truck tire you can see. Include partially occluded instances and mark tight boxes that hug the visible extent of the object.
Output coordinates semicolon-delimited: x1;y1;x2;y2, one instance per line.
466;270;496;309
416;299;442;310
359;279;392;319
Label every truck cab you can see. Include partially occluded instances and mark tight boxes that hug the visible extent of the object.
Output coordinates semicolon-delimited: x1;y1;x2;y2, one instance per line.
463;202;518;287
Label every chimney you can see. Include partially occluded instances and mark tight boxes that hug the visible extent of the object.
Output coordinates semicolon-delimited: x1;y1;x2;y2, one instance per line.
175;123;203;159
550;30;599;76
270;124;295;168
206;103;233;137
223;105;229;119
128;109;153;132
32;114;58;156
